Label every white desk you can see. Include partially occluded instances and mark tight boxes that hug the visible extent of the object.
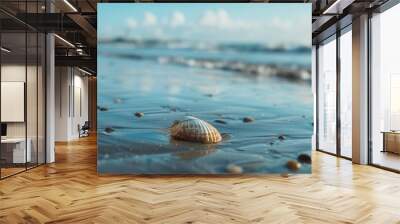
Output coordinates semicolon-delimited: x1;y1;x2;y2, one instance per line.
1;138;31;163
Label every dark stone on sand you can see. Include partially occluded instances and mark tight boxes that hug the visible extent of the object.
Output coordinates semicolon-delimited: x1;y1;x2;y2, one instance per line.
134;112;144;118
104;127;114;133
286;160;301;171
214;119;227;124
297;154;311;164
278;135;286;141
97;106;108;111
243;117;254;123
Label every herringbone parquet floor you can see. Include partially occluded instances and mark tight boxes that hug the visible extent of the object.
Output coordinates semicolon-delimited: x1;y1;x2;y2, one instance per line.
0;135;400;224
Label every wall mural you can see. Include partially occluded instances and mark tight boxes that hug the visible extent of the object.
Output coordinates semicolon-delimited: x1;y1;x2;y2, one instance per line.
97;3;313;174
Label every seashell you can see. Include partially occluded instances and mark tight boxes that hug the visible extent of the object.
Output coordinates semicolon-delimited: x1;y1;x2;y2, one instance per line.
170;116;222;144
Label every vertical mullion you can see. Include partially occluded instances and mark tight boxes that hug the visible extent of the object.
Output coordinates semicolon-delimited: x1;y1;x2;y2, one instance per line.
73;68;75;118
0;23;2;179
36;0;39;167
44;0;48;164
336;30;341;157
25;0;28;171
367;11;373;165
316;45;320;151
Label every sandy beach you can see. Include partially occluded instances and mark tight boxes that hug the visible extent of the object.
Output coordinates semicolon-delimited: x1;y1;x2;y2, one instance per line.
98;41;313;174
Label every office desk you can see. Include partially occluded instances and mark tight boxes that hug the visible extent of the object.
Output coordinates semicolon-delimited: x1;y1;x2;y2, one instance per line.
382;131;400;154
1;138;31;163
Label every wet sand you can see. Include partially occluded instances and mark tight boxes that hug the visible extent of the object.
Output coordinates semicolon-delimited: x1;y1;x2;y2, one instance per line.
98;44;313;174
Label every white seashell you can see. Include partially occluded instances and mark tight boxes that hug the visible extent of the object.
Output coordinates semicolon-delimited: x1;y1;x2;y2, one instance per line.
170;116;222;144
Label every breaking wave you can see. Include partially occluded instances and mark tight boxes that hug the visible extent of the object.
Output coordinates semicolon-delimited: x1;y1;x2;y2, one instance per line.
99;38;311;54
102;52;311;82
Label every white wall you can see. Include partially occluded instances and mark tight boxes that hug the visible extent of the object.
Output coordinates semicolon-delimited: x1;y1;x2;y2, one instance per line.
55;67;89;141
1;65;40;137
1;64;46;164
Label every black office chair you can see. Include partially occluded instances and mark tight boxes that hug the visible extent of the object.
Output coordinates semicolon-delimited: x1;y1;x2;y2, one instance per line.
79;121;90;138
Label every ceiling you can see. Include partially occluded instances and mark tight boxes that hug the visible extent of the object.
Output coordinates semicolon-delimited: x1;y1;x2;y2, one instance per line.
0;0;393;74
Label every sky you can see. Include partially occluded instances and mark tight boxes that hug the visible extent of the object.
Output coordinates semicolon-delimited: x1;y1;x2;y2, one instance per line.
98;3;311;47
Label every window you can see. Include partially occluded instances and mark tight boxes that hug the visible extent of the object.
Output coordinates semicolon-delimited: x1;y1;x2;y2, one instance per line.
317;36;337;154
370;3;400;171
339;28;352;158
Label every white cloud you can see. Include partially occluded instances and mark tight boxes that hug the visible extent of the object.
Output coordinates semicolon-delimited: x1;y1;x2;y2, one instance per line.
144;12;157;26
170;11;185;27
126;18;138;29
269;17;292;30
199;9;260;30
200;9;233;29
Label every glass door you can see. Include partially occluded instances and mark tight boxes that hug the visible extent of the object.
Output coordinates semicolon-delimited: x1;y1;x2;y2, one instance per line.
1;30;28;178
0;1;47;179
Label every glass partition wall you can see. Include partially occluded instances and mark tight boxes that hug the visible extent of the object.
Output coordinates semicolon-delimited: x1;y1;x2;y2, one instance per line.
0;3;46;179
316;27;352;159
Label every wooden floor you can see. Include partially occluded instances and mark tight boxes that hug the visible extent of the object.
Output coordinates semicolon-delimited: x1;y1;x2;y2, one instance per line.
0;135;400;224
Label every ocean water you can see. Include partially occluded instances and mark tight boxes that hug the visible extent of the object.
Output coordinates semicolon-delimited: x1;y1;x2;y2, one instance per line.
97;41;313;174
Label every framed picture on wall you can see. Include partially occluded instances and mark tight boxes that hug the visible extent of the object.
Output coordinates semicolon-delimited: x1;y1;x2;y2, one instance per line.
97;3;313;175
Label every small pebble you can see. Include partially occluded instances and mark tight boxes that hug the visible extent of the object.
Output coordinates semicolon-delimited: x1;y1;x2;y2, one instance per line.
278;135;286;141
221;133;231;140
104;127;114;133
226;164;243;174
134;112;144;118
214;119;227;124
98;106;108;111
243;117;254;123
286;160;301;171
280;173;290;178
297;154;312;164
113;98;122;104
